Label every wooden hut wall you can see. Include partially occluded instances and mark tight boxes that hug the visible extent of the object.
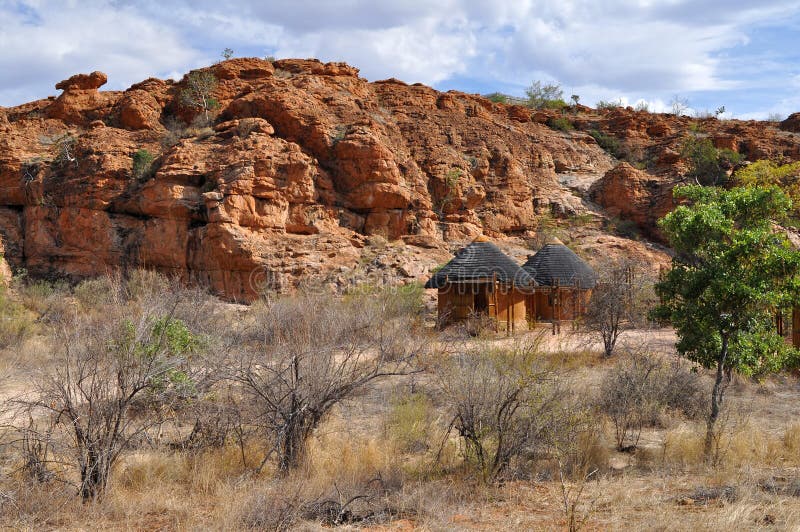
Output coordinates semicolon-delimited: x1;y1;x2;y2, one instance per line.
530;288;592;321
437;282;526;330
494;286;527;331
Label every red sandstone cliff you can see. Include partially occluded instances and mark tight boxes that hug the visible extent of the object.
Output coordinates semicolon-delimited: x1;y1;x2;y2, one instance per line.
1;58;799;299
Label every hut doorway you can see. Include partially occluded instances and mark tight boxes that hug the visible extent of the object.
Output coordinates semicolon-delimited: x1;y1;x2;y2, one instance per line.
474;288;489;314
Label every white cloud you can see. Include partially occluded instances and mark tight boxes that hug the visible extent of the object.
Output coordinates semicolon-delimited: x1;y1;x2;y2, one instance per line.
1;0;799;117
0;0;199;105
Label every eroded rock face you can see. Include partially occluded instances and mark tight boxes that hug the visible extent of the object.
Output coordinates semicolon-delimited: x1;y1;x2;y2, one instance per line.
589;163;676;241
2;60;800;300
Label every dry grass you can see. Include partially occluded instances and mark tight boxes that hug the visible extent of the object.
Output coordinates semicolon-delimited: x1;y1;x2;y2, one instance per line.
5;276;800;530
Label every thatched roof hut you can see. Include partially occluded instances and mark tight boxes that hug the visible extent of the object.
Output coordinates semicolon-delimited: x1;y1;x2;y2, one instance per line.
425;236;533;332
522;238;597;289
425;236;534;289
522;239;596;322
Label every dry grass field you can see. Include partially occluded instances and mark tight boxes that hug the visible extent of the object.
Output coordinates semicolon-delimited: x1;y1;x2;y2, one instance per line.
1;272;800;531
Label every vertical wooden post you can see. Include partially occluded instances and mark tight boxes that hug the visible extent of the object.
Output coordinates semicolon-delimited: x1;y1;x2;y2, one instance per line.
493;272;499;333
510;282;515;336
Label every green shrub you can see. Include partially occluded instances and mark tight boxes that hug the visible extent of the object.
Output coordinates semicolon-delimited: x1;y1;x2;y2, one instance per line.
132;149;155;180
734;159;800;219
547;116;574;132
596;99;623;110
589;129;621;157
607;217;640;239
485;92;509;104
526;80;565;110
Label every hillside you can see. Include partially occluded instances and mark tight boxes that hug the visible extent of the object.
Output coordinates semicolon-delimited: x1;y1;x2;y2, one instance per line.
2;57;800;298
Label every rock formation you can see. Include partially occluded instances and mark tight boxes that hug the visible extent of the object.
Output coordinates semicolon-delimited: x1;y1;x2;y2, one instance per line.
1;58;799;300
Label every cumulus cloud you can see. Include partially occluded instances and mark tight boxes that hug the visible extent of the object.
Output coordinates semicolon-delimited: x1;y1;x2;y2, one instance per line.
0;0;199;104
1;0;799;116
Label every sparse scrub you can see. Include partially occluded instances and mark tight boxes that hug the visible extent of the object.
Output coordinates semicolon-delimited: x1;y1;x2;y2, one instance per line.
434;342;564;481
0;279;35;349
73;276;119;310
596;354;706;450
387;392;435;453
233;290;424;473
583;259;656;357
131;148;155;180
547;116;574;132
15;277;72;322
596;99;623;110
12;277;207;501
589;129;622;158
526;80;567;110
3;265;800;528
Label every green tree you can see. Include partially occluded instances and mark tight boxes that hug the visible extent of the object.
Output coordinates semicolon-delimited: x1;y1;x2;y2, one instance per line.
681;135;741;186
652;185;800;459
734;159;800;219
526;80;566;109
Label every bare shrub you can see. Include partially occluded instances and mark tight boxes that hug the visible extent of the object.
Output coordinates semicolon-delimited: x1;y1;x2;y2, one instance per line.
14;286;204;501
237;487;302;530
583;258;657;357
433;341;563;481
233;290;424;473
596;353;706;451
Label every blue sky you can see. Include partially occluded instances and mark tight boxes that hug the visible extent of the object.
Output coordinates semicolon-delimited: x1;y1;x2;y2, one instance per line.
1;0;800;119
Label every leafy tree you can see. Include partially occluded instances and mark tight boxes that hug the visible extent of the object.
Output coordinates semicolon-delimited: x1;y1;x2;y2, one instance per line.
180;71;219;125
681;135;742;186
526;80;566;109
221;47;234;60
734;159;800;219
652;185;800;459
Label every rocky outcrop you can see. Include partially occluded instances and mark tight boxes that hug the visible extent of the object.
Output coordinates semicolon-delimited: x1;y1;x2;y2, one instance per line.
781;113;800;133
47;70;118;125
589;163;676;240
1;59;800;300
55;71;108;91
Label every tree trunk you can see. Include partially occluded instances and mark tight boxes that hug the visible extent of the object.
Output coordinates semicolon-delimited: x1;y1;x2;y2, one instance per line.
704;334;729;460
80;446;108;501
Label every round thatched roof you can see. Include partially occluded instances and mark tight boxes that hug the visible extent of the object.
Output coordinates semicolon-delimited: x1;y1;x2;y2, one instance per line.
425;237;535;289
522;239;597;288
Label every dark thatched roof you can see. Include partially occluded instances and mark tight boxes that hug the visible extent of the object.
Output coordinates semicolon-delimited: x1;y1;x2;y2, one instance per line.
425;237;535;289
522;239;597;289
